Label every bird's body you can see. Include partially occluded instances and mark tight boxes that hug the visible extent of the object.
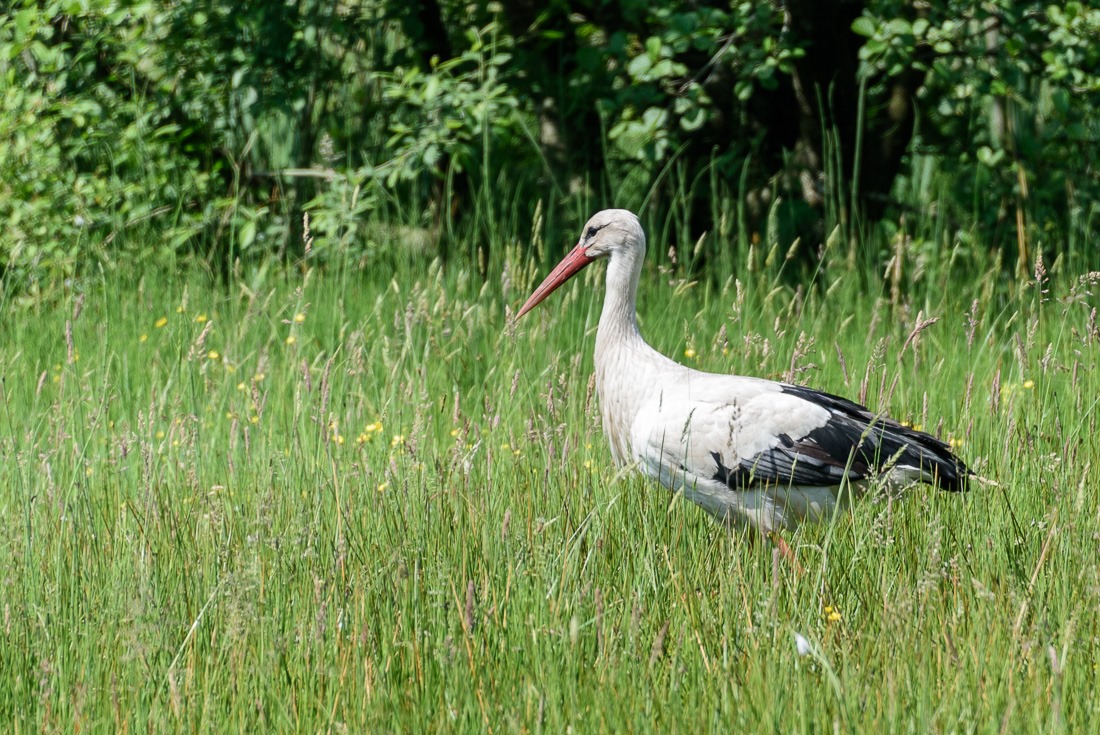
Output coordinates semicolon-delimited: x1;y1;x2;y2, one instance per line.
518;209;970;535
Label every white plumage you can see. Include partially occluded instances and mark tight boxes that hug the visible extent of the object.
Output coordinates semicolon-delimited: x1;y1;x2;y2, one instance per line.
518;209;970;536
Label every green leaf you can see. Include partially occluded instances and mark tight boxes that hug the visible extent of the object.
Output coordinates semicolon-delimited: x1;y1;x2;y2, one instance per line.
645;36;662;60
239;219;256;249
627;54;652;79
851;17;876;38
884;19;912;37
679;105;706;132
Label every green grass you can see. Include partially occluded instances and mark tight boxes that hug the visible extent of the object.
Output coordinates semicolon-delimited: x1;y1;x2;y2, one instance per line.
2;232;1099;732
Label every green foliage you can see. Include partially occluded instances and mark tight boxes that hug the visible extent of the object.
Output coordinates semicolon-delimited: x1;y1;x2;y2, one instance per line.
603;3;802;166
0;1;216;290
379;23;522;184
852;1;1100;262
1;0;1098;293
526;2;800;169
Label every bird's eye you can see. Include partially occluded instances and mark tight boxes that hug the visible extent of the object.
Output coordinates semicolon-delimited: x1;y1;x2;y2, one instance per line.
586;225;600;239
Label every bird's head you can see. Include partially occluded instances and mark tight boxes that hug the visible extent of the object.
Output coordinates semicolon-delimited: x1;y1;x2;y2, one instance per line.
516;209;643;319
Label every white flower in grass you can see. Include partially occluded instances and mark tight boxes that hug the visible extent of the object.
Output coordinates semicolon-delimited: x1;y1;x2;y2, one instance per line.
793;632;812;657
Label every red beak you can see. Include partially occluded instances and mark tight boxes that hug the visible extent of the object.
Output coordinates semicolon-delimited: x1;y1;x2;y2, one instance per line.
516;242;596;319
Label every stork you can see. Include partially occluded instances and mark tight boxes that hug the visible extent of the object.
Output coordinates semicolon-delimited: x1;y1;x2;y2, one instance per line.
517;209;970;551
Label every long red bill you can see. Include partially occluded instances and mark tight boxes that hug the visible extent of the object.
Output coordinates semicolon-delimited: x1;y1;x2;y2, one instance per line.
516;242;595;319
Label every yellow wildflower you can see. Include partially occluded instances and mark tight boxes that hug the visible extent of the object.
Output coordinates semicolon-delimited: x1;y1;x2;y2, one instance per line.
236;382;247;391
155;430;165;440
293;313;306;323
285;336;296;345
139;334;148;343
154;317;168;329
377;483;388;493
391;435;405;448
195;314;208;323
684;347;697;359
207;350;220;360
1023;379;1035;389
176;305;184;313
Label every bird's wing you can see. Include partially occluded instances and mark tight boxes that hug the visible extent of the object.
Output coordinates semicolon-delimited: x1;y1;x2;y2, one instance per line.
629;376;969;492
776;383;970;491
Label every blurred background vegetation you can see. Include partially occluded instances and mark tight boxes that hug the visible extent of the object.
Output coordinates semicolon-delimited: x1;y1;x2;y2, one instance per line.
2;0;1098;297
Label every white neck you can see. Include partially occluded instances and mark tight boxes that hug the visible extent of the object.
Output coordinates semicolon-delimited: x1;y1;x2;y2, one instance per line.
592;235;679;464
596;247;644;348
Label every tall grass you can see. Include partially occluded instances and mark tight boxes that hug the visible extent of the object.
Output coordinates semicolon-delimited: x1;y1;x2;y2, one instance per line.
2;199;1098;731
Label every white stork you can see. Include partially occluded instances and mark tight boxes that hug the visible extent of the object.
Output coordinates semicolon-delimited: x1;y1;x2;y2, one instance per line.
517;209;970;545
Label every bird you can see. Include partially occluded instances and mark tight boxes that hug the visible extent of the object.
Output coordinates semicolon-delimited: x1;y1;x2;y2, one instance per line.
516;209;971;551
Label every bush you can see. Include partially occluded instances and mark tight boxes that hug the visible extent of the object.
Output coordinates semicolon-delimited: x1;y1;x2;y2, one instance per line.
1;0;1097;295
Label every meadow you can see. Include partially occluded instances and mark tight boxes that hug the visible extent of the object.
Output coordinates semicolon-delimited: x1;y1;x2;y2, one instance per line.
2;221;1099;732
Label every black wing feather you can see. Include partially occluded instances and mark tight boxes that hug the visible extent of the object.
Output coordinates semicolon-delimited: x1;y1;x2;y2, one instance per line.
712;384;971;492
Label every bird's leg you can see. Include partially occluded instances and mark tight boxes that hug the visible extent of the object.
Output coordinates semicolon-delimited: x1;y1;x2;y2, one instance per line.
723;517;803;576
768;532;804;576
